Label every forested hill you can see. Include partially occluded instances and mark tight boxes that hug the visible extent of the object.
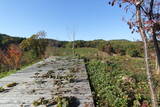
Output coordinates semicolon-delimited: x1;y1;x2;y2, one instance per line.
0;34;24;49
0;33;134;49
0;33;147;56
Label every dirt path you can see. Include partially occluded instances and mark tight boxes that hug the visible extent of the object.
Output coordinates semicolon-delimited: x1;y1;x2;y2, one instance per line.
0;56;94;107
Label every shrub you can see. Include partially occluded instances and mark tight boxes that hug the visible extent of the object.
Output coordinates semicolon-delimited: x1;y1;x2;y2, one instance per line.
114;48;126;56
20;31;48;58
21;50;37;65
127;49;140;57
99;42;114;55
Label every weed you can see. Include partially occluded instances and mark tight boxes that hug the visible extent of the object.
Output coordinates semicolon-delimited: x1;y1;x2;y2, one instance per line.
70;67;80;73
58;68;65;71
0;87;5;92
86;57;151;107
32;97;49;106
6;82;18;87
55;96;80;107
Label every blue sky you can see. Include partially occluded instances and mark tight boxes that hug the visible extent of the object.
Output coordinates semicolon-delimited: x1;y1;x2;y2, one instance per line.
0;0;140;41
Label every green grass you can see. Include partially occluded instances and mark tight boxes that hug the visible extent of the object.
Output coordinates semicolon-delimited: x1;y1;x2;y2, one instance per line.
51;47;111;61
0;58;41;79
75;48;98;56
45;47;100;58
0;70;17;79
86;56;151;107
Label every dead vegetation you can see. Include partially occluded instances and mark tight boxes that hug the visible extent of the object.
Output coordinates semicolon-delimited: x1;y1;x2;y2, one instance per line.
6;82;18;87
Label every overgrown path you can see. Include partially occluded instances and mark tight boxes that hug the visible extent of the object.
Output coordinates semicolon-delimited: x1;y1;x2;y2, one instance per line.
0;56;94;107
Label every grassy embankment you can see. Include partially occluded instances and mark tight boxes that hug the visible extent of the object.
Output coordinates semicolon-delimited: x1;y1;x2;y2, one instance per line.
86;56;151;107
0;59;41;79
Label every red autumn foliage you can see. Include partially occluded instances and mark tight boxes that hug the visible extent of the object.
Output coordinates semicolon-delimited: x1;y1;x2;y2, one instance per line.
0;49;5;64
141;101;149;107
1;44;22;69
109;0;160;34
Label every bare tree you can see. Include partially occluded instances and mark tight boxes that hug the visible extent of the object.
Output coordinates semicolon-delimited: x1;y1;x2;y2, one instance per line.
72;30;75;56
66;26;76;56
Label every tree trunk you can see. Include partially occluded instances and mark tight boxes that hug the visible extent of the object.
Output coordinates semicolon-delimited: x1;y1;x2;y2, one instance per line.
136;4;158;107
143;38;157;107
155;55;158;69
152;33;160;74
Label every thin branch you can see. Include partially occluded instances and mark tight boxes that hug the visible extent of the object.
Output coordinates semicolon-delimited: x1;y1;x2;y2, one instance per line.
149;0;155;19
140;5;149;16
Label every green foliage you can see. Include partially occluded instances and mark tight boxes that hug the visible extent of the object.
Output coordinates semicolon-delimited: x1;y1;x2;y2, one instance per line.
98;40;144;57
0;33;24;49
32;97;49;106
127;49;141;57
44;47;99;58
56;96;70;107
86;57;151;107
0;69;17;79
21;50;37;65
0;87;5;92
98;42;114;55
32;96;78;107
56;96;79;107
20;31;48;57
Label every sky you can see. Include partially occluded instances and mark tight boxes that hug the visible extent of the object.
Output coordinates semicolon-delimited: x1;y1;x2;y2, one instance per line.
0;0;141;41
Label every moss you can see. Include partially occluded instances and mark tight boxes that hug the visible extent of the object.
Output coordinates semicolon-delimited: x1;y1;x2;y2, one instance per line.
58;68;65;70
32;97;49;106
6;82;18;87
41;70;55;79
56;96;69;107
70;67;80;73
0;87;5;92
47;70;55;74
55;96;79;107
